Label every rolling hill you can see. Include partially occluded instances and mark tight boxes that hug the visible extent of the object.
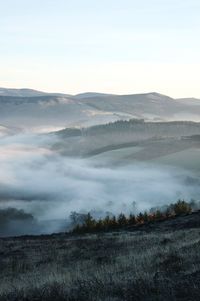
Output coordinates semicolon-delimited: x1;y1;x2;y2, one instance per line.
1;88;200;132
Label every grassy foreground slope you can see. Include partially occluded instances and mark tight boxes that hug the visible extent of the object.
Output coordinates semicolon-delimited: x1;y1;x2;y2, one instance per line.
1;212;200;301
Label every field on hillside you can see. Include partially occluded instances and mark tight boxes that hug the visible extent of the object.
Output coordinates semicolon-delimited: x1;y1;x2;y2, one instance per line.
90;146;143;166
92;143;200;171
1;214;200;301
152;148;200;171
88;138;200;171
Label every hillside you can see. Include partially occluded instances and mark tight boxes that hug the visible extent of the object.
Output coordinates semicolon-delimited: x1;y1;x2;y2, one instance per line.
1;89;200;131
0;87;70;97
53;120;200;168
0;212;200;301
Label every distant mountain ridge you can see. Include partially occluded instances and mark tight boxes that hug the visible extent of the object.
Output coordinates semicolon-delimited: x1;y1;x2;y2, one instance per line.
1;88;200;132
0;88;48;97
0;87;70;98
1;87;200;101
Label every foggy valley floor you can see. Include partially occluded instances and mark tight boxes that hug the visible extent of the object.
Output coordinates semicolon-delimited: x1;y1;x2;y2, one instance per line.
1;212;200;301
3;119;200;237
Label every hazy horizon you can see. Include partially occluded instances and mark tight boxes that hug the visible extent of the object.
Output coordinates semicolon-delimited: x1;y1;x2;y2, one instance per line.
1;0;200;98
0;86;200;100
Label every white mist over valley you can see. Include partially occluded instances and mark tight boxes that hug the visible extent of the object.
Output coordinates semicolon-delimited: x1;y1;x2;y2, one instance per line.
1;88;200;236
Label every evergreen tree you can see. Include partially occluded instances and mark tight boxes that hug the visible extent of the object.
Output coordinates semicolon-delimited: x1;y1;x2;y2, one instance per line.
117;213;127;226
103;215;111;230
137;212;144;224
143;211;149;223
155;210;163;220
84;213;96;231
128;214;136;225
110;216;118;229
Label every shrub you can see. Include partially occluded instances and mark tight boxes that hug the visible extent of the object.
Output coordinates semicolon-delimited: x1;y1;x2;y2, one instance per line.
173;200;192;215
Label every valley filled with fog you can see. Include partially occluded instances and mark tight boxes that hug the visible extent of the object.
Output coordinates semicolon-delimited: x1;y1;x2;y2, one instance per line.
1;88;200;236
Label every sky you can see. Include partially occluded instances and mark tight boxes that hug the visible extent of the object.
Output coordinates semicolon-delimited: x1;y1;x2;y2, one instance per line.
0;0;200;98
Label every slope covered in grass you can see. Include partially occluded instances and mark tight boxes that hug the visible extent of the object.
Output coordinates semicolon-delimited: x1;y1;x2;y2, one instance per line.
1;212;200;301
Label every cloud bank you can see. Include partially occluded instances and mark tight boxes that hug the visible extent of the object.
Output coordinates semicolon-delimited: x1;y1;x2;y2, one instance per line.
0;133;200;235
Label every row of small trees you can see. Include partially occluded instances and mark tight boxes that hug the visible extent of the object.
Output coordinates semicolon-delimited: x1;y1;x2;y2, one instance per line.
71;200;193;234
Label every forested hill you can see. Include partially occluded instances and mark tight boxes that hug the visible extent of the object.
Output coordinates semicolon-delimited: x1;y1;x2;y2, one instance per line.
53;119;200;160
56;119;200;137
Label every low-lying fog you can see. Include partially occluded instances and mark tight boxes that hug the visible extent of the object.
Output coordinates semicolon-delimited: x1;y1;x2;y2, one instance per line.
0;133;200;236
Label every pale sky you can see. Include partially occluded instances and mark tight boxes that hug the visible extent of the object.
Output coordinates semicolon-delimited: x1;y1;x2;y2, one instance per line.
1;0;200;98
